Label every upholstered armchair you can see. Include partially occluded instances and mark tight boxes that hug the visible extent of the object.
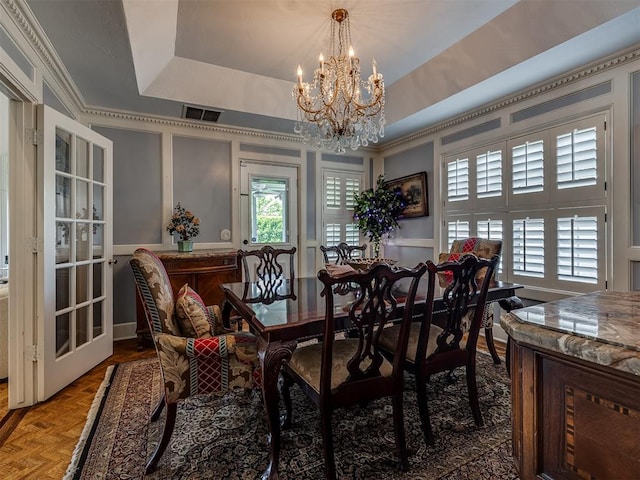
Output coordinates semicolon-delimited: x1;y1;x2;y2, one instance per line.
438;237;503;364
130;248;260;474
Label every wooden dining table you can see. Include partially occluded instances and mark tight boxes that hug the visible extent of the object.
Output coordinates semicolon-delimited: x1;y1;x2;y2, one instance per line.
220;275;523;480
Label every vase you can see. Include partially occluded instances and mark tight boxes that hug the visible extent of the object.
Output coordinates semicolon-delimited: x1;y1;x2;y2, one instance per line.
177;240;193;252
372;241;381;258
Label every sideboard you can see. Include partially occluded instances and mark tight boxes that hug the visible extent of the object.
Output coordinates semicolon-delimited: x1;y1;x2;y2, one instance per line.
501;291;640;480
135;248;241;349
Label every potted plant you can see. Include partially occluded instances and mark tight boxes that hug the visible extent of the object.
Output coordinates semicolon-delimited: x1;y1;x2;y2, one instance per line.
353;175;409;258
166;203;200;252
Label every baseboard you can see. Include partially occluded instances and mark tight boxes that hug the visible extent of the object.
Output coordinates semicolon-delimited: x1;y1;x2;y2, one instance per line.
113;322;136;341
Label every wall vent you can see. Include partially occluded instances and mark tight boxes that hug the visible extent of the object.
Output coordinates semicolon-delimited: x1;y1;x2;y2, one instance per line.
182;104;222;123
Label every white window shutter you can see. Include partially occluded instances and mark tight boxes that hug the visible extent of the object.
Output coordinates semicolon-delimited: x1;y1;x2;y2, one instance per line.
477;149;502;198
557;127;597;189
477;218;504;273
447;158;469;202
557;215;598;284
322;170;364;249
512;217;545;278
447;220;470;250
512;140;544;194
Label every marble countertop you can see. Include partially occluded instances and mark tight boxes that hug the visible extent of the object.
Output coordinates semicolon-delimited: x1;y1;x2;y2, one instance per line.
500;291;640;377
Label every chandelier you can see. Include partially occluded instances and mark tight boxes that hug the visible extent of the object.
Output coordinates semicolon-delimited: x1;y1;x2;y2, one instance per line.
293;8;385;154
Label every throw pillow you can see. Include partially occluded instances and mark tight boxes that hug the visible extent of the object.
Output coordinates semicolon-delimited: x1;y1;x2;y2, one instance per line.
437;252;494;288
175;284;214;338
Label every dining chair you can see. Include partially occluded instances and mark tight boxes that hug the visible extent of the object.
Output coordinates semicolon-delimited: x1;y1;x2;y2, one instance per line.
129;248;260;473
439;237;503;364
280;262;427;479
379;253;499;446
238;245;296;282
320;241;367;265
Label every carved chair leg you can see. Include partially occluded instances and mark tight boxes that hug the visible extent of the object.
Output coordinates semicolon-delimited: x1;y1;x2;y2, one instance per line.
280;370;294;430
321;410;337;480
416;375;435;446
466;362;483;427
392;392;410;471
146;402;177;474
484;326;501;364
150;393;165;422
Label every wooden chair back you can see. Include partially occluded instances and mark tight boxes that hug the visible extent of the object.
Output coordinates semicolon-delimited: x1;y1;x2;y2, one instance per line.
421;254;499;362
317;262;426;405
320;242;367;265
238;245;296;282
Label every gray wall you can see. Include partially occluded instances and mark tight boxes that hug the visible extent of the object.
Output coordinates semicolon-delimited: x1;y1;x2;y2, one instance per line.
632;71;640;247
383;142;435;239
172;136;232;243
383;142;435;264
94;127;163;245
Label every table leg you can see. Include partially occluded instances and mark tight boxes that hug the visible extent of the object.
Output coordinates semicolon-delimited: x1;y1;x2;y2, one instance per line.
259;339;296;480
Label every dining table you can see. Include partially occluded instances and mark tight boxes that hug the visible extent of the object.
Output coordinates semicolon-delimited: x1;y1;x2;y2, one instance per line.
220;275;523;480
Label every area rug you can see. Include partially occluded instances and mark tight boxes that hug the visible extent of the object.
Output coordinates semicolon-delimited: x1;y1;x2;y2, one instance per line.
65;354;518;480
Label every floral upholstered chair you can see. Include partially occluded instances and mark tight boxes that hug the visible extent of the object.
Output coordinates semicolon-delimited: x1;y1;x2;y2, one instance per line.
130;248;260;474
438;238;503;364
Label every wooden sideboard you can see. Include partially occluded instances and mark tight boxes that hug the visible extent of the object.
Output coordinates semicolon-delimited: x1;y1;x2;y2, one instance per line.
136;248;241;349
501;291;640;480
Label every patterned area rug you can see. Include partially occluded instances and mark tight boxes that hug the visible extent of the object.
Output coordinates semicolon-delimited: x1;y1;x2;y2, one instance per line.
65;354;518;480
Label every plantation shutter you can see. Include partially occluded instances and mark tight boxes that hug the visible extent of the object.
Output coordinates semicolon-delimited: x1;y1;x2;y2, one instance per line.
477;149;502;198
512;217;545;278
322;170;363;249
447;220;470;250
556;127;597;189
557;215;598;283
477;218;504;273
512;140;544;194
447;158;469;202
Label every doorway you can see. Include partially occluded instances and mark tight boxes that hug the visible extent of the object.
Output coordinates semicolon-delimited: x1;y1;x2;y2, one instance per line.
240;161;299;279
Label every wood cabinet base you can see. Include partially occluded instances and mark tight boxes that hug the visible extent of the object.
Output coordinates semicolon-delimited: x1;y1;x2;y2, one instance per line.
509;339;640;479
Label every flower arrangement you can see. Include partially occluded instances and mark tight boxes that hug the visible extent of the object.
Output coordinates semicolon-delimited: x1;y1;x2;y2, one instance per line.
353;175;410;257
166;203;200;241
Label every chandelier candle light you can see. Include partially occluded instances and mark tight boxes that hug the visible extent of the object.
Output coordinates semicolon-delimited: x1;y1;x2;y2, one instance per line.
293;8;385;154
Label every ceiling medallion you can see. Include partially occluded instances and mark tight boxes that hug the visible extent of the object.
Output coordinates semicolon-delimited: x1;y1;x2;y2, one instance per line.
293;8;385;154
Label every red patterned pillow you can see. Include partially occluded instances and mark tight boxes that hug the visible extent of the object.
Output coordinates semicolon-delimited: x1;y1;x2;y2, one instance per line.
175;284;214;338
436;252;494;288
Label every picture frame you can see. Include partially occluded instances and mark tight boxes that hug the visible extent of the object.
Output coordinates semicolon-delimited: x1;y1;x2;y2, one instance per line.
385;171;428;218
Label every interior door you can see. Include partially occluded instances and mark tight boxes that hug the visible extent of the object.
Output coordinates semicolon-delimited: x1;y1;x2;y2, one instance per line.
37;105;113;401
240;161;298;280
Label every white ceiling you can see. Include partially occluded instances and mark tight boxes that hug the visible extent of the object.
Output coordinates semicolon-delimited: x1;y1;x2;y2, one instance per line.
25;0;640;144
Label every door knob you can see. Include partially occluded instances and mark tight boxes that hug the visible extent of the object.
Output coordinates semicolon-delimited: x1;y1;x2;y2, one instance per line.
243;240;249;245
108;259;118;265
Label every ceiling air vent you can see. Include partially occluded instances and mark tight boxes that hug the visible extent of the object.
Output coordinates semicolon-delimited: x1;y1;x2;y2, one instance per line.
182;105;222;123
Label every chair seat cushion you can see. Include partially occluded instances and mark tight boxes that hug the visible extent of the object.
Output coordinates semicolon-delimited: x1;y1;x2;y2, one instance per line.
287;338;393;393
379;322;443;364
175;284;218;338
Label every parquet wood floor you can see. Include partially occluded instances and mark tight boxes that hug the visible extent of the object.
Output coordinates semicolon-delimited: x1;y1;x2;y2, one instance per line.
0;339;154;480
0;336;506;480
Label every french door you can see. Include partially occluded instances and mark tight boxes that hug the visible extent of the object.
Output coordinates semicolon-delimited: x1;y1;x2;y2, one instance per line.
240;161;298;280
37;105;113;401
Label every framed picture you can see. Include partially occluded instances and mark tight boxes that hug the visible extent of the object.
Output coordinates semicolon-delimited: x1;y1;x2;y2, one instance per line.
385;172;428;218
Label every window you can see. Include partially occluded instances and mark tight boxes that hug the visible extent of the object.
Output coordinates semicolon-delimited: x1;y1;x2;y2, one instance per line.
477;218;503;273
322;170;363;249
442;113;607;294
477;149;502;198
447;219;470;250
557;215;598;283
556;126;597;189
512;140;544;194
447;157;469;202
512;217;545;278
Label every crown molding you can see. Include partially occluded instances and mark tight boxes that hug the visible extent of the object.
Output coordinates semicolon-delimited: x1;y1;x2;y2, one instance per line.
381;46;640;151
3;0;85;114
83;106;306;143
